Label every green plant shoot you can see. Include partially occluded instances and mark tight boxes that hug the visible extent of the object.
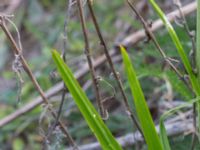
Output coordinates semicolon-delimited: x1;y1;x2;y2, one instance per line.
52;50;122;150
148;0;200;95
120;46;163;150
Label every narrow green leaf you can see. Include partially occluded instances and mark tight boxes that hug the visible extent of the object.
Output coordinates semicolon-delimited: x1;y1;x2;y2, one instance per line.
148;0;200;142
159;96;200;150
165;71;193;100
52;50;122;150
120;46;163;150
148;0;200;96
159;121;171;150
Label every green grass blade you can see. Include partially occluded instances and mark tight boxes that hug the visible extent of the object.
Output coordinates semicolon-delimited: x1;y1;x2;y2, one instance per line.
52;50;122;150
120;46;163;150
149;0;200;143
148;0;200;95
159;96;200;150
159;121;171;150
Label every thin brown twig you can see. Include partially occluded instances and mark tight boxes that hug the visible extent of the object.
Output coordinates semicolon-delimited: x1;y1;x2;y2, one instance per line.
174;1;196;68
76;0;106;119
87;0;143;136
126;1;198;149
172;2;198;148
0;16;78;149
121;1;197;47
126;0;192;89
190;103;197;150
51;0;73;134
0;50;116;128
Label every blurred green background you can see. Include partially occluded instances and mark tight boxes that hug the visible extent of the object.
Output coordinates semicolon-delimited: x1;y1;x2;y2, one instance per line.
0;0;198;149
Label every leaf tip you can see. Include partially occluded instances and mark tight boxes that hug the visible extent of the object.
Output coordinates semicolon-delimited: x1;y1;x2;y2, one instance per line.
51;49;58;55
119;45;126;53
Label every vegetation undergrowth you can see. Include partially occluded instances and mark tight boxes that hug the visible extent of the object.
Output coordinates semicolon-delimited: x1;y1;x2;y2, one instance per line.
0;0;199;149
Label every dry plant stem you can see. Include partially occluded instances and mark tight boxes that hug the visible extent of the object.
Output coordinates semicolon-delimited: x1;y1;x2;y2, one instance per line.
87;0;143;136
175;2;196;66
190;103;197;150
62;0;73;56
0;50;115;128
52;0;73;131
46;87;67;140
126;0;191;88
122;1;197;46
53;88;66;126
76;0;105;118
0;17;78;149
127;0;197;148
0;2;196;128
173;3;197;148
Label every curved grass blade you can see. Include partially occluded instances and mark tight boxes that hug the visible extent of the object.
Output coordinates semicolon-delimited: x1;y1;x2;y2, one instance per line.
120;46;163;150
159;121;170;150
148;0;200;95
159;96;200;150
52;50;122;150
148;0;200;144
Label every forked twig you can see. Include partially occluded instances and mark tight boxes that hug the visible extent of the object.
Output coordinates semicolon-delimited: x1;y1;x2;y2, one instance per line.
126;0;191;89
76;0;106;119
173;1;199;149
0;16;78;149
87;0;143;136
126;0;198;149
50;0;74;139
174;1;196;68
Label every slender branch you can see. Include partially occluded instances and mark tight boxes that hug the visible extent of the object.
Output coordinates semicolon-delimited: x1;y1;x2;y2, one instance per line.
196;0;200;78
0;16;78;149
0;50;115;128
0;1;197;127
174;1;196;69
52;0;73;133
87;0;143;135
126;0;192;88
121;1;197;47
76;0;106;118
190;103;197;150
172;1;198;149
